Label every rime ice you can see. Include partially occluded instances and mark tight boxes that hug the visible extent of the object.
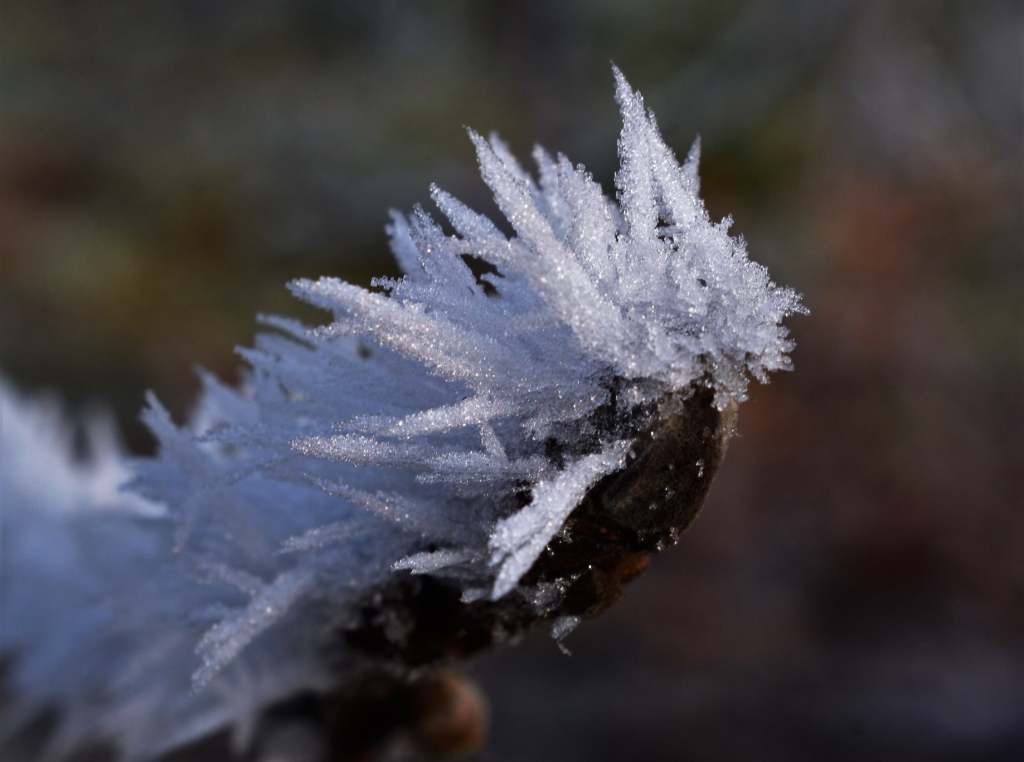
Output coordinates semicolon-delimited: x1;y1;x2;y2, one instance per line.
0;68;803;759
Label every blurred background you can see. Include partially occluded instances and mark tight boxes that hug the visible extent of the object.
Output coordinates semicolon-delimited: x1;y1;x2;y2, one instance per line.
1;1;1021;760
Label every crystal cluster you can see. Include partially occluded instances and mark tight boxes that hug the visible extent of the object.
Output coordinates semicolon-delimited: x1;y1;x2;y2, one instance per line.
0;68;803;758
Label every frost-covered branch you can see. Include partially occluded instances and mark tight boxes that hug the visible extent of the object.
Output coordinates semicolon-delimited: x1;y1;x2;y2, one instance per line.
0;67;803;760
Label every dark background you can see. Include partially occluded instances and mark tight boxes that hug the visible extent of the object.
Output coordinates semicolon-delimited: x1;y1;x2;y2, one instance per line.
1;2;1021;760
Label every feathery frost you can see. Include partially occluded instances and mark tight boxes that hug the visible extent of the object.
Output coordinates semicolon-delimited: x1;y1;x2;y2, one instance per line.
0;68;804;758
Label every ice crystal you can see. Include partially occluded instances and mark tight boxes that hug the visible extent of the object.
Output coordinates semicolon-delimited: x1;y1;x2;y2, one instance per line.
0;67;803;758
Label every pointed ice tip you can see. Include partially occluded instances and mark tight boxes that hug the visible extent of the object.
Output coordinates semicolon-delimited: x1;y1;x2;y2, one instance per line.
684;135;702;187
490;572;515;601
611;63;638;105
428;183;457;210
141;390;171;425
410;202;432;225
286;277;313;295
466;127;490;160
689;134;702;158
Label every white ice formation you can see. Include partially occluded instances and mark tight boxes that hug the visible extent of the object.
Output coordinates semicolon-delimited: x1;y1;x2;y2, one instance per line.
0;68;803;758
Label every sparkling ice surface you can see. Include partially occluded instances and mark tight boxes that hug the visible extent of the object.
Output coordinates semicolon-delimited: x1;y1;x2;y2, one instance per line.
0;67;803;758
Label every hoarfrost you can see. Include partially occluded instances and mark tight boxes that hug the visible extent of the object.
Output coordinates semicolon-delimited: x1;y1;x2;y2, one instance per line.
0;67;803;759
489;442;631;600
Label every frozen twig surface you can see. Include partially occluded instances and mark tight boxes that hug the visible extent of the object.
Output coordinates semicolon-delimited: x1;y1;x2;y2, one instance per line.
0;67;803;760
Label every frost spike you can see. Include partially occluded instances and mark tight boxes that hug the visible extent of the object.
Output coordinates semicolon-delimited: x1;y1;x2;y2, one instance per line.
289;277;513;387
683;135;701;194
489;441;630;599
385;210;424;279
469;129;629;358
612;65;658;242
351;395;517;439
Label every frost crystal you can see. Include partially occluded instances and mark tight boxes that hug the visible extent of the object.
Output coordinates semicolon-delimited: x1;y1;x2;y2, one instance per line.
0;67;803;758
